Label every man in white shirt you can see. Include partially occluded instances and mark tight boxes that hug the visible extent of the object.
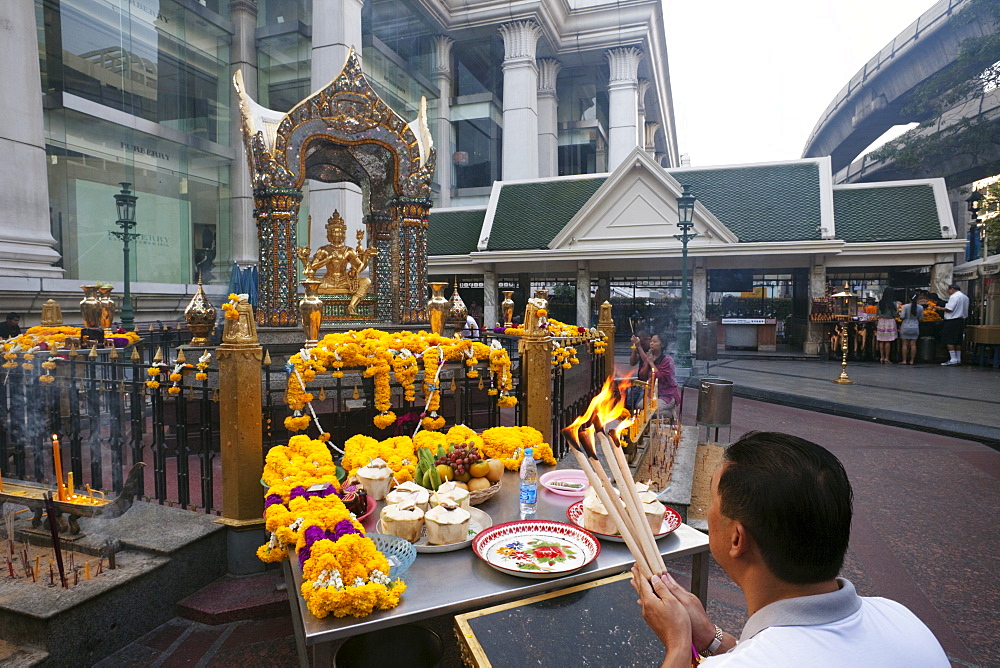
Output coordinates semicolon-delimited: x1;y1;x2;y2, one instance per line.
632;431;949;667
940;284;970;365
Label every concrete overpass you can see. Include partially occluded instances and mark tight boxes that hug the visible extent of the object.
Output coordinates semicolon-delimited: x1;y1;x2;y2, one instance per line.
801;0;995;179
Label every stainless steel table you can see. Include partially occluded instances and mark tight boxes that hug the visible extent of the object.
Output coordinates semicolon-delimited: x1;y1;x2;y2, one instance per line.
284;470;710;666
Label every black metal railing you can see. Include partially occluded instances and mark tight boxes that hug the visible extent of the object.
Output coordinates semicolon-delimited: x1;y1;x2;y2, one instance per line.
0;342;220;513
551;341;606;459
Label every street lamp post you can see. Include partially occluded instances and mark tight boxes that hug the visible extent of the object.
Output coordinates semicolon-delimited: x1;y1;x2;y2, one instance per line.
966;191;984;261
674;185;698;369
110;182;139;331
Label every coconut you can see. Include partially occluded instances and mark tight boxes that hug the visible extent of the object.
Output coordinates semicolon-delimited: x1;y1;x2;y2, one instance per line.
582;486;620;535
386;481;430;511
638;490;666;534
380;500;424;543
431;481;471;509
424;500;471;545
356;457;393;500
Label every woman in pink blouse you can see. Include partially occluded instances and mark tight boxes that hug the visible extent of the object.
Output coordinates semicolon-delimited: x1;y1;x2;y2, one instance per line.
630;332;681;421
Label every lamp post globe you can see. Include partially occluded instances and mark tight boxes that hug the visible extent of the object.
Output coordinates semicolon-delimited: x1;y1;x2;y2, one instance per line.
111;182;140;331
674;185;698;370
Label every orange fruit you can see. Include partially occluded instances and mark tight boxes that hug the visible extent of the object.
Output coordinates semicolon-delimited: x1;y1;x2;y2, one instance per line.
469;461;490;478
435;464;454;482
467;477;491;492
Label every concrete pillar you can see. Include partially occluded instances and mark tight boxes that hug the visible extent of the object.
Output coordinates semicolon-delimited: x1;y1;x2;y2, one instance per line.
483;264;498;328
644;122;660;157
606;47;643;171
576;260;591;327
0;0;62;277
804;258;827;355
636;79;650;149
692;265;707;324
499;20;542;181
229;0;258;266
930;254;954;297
310;0;365;244
537;59;562;178
431;36;454;208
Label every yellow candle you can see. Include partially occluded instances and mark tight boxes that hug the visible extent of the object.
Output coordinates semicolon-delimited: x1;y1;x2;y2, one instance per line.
34;556;39;579
85;562;90;580
51;434;67;501
66;472;74;498
0;468;4;492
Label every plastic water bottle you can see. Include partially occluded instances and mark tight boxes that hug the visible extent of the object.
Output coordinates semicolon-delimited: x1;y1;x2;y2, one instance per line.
519;448;537;518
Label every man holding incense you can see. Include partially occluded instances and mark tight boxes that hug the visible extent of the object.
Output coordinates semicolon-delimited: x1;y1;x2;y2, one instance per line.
632;431;947;667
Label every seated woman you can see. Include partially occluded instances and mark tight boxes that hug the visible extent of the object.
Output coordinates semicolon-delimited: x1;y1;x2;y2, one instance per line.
630;332;681;422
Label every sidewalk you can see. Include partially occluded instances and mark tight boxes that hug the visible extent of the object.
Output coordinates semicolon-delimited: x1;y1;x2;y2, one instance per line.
614;345;1000;446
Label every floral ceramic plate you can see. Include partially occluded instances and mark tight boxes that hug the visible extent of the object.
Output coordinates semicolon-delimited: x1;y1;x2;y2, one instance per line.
376;507;492;553
539;469;590;497
472;520;600;579
565;501;682;542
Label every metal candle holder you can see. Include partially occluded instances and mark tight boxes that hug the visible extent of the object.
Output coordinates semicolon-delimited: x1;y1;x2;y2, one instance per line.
830;284;858;385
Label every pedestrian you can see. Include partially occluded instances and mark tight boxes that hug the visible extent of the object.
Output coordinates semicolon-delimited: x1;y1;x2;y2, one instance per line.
875;289;898;363
461;312;480;340
899;292;923;365
632;431;949;667
626;330;652;411
0;312;21;338
630;331;680;422
940;284;969;366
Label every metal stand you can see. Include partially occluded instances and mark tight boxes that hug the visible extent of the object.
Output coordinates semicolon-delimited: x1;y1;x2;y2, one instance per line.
832;319;854;384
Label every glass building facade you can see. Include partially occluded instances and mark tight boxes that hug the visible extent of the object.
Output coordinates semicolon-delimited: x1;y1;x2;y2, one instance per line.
40;0;233;284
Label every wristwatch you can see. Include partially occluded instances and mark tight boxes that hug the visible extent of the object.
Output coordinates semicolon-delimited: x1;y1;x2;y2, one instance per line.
702;625;723;656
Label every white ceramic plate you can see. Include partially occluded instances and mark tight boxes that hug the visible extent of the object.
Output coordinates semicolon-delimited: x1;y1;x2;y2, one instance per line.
472;520;600;579
565;501;682;542
539;469;590;497
376;507;492;553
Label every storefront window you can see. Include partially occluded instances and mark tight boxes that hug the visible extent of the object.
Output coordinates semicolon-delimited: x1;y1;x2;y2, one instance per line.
454;40;503;99
257;0;311;28
257;31;311;112
45;109;230;285
707;273;794;319
48;0;231;144
453;117;502;189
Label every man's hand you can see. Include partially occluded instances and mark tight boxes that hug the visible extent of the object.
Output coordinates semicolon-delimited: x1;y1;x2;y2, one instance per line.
631;565;692;661
655;570;718;653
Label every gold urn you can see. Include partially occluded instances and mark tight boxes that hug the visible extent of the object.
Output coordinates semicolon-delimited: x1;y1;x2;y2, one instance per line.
184;278;217;346
501;291;515;327
427;282;449;336
300;279;323;345
79;285;102;330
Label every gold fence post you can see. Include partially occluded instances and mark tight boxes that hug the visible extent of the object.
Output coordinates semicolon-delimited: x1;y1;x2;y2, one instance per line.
522;301;554;446
598;300;616;380
215;299;265;573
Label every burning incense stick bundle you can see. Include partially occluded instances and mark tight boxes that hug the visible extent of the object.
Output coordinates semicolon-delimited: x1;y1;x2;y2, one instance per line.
562;377;667;578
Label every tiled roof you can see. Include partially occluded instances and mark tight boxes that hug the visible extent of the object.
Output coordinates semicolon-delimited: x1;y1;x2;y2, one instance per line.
486;177;606;251
670;162;824;242
428;208;486;256
833;185;942;242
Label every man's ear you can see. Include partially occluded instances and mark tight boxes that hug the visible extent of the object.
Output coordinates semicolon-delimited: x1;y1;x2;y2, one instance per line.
730;521;752;559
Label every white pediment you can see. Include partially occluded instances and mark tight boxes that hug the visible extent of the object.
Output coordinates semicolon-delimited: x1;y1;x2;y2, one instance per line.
549;148;738;250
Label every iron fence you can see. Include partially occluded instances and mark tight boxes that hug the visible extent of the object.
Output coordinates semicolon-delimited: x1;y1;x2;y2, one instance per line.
1;342;220;514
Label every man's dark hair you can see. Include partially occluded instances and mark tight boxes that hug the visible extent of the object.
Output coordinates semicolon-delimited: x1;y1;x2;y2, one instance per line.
719;431;852;584
948;284;961;292
5;312;20;321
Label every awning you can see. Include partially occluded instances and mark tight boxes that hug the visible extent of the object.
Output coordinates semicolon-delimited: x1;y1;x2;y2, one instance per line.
953;254;1000;280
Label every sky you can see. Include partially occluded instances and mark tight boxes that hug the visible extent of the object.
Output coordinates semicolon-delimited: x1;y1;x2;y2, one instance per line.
662;0;933;167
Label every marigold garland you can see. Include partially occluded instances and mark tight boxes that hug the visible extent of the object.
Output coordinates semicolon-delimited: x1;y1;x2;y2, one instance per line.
481;426;557;470
259;435;404;619
221;293;241;321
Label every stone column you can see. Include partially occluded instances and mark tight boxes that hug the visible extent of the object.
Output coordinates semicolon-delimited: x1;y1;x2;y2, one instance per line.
522;306;554;445
229;0;258;266
483;264;498;328
537;59;562;178
0;0;62;277
499;20;542;180
930;254;954;298
636;79;650;148
310;0;365;244
253;189;302;326
216;312;265;574
692;265;707;324
431;36;454;207
576;260;591;327
606;47;643;171
804;258;827;355
644;122;660;157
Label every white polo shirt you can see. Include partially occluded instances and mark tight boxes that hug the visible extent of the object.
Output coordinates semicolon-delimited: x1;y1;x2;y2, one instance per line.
703;579;948;667
943;290;969;320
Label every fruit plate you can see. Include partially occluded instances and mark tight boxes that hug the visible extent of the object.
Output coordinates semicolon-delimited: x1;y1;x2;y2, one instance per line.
566;501;682;542
539;469;590;497
377;507;493;553
472;520;600;579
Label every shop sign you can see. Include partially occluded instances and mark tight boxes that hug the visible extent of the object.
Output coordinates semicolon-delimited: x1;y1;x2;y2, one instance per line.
720;318;776;325
954;268;978;281
981;262;999;276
